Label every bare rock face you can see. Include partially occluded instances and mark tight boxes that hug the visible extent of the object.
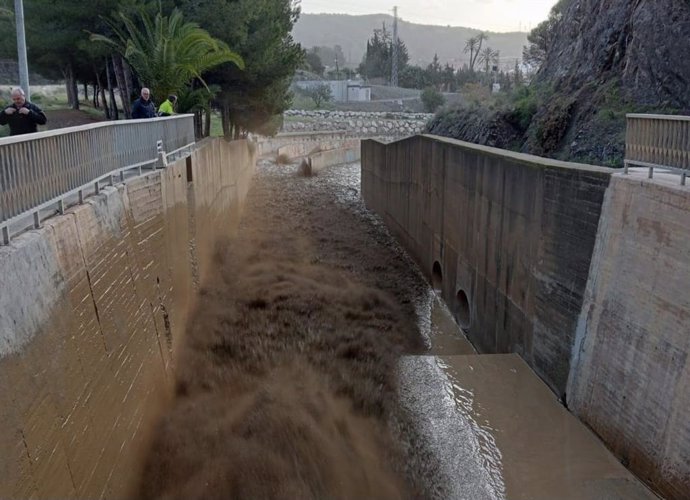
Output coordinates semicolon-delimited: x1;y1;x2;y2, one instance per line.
521;0;690;164
428;0;690;166
536;0;690;109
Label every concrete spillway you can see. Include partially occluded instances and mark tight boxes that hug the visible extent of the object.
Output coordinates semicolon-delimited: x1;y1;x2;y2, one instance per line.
134;157;656;499
1;133;687;499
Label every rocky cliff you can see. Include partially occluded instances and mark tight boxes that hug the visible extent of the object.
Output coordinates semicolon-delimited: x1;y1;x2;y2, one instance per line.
428;0;690;166
539;0;689;109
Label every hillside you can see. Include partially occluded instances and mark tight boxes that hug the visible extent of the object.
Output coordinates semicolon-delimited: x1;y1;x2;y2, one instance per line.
292;14;528;68
428;0;690;166
0;59;54;85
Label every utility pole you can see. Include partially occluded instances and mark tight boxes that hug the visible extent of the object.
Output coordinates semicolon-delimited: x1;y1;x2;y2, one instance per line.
14;0;30;99
391;5;398;87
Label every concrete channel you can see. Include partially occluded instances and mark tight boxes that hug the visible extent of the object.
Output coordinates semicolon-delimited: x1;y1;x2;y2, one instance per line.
134;154;660;499
401;293;658;499
1;133;680;499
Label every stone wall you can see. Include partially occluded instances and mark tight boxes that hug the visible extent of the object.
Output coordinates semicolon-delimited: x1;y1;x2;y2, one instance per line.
283;110;431;138
567;173;690;499
255;130;347;158
0;138;255;498
361;134;613;396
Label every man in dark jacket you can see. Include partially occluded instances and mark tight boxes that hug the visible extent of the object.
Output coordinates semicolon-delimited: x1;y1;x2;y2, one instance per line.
0;87;47;135
131;87;156;119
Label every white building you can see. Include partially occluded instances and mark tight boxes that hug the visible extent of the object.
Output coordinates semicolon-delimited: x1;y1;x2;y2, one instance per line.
295;80;371;102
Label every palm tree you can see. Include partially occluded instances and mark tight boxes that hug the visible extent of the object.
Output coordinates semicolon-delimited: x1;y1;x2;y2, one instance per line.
479;47;499;73
91;8;244;104
463;36;478;71
464;32;489;72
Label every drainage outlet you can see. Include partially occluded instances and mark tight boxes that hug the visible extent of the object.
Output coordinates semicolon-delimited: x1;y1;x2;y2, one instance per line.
432;261;443;292
455;289;471;330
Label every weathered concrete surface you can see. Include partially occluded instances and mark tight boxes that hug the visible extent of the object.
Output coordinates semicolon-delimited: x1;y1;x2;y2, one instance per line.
363;135;690;498
276;139;355;159
255;130;347;157
308;143;362;174
0;138;255;498
361;134;613;396
567;172;690;499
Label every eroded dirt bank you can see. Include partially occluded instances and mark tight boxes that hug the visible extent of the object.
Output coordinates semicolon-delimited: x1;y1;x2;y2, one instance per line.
140;160;433;499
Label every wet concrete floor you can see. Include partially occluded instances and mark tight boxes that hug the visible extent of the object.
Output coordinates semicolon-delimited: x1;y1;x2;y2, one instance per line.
402;225;659;500
141;159;659;499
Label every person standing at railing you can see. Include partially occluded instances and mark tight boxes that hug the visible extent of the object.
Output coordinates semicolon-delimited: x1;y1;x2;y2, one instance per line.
131;87;156;119
0;87;47;136
158;95;177;116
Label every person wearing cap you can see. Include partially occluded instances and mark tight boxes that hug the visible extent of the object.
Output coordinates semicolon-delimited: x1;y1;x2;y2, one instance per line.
0;87;47;135
158;95;177;116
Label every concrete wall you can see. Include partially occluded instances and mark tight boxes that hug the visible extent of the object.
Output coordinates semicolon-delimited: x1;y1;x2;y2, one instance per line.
309;143;361;173
362;135;690;498
255;131;346;157
0;138;255;498
361;135;613;396
276;138;356;160
567;173;690;499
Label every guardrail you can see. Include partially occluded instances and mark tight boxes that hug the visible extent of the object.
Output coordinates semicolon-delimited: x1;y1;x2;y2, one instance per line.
0;114;195;243
625;113;690;184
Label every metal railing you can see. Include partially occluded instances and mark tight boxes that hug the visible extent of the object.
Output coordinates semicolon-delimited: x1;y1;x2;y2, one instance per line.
625;113;690;184
0;115;195;243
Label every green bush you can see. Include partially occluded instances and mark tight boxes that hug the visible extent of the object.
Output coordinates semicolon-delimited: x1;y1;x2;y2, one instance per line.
421;86;445;113
510;86;539;130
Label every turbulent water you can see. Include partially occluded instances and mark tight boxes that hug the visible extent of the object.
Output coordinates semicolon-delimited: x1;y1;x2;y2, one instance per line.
139;160;441;499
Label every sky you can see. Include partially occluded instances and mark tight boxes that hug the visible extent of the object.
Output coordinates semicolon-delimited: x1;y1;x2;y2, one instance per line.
299;0;557;32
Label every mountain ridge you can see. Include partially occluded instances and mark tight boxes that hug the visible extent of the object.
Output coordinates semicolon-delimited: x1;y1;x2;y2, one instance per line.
292;13;528;69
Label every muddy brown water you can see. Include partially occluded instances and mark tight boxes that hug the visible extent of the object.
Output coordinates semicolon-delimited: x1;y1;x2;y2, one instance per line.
139;159;658;500
140;159;436;499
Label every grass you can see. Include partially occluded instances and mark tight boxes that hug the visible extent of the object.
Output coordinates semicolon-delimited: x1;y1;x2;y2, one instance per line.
209;111;223;137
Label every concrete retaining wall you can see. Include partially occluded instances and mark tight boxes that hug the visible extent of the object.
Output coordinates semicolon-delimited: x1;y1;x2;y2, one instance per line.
567;173;690;499
0;138;255;498
255;130;346;157
276;140;347;160
361;135;613;396
309;143;361;173
362;135;690;498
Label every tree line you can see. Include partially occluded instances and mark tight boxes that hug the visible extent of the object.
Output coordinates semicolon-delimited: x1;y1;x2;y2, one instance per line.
0;0;304;138
338;24;523;94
